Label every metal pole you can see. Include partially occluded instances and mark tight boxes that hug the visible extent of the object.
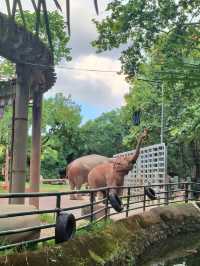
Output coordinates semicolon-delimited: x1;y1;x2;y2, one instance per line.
90;191;94;223
56;194;61;223
185;183;189;203
165;184;169;205
143;187;146;212
126;187;131;218
161;83;164;144
105;188;109;221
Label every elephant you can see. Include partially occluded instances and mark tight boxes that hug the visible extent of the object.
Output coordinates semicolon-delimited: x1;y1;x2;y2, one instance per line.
88;129;148;198
66;154;110;200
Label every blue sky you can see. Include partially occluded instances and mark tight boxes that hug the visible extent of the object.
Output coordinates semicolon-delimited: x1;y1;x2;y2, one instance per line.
78;102;104;123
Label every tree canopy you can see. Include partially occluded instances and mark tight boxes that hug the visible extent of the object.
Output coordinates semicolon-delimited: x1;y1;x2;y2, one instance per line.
93;0;200;181
93;0;200;79
81;109;130;157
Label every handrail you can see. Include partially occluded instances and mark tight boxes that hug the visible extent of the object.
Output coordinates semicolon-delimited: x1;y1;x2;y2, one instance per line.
0;181;196;251
0;181;194;197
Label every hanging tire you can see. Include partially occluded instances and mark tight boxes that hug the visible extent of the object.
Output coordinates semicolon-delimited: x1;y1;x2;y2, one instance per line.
145;187;157;200
109;193;124;213
55;212;76;244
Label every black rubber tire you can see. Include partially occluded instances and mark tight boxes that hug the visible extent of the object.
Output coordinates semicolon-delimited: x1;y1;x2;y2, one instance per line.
109;193;124;212
55;212;76;243
145;187;157;200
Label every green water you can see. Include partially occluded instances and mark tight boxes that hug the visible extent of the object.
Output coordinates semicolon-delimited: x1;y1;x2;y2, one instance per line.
138;233;200;266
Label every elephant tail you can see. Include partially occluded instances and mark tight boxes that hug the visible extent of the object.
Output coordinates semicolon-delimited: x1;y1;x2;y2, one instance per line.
65;163;72;179
65;166;69;179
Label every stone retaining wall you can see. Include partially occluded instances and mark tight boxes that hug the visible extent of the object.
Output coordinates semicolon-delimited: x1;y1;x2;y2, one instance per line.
1;203;200;266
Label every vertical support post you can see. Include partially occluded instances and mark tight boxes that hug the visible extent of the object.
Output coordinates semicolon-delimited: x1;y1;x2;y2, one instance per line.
165;184;169;205
104;188;109;221
185;182;189;203
126;187;131;218
56;194;61;224
160;83;164;144
188;181;191;201
90;191;94;223
11;64;30;204
9;99;15;196
29;91;43;208
143;187;146;212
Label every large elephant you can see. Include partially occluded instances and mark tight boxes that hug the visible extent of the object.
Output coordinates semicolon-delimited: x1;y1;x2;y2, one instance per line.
66;154;110;199
88;129;148;196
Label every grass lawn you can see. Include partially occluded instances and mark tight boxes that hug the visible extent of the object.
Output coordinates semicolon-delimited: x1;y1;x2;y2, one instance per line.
0;181;69;193
39;183;69;192
0;183;6;193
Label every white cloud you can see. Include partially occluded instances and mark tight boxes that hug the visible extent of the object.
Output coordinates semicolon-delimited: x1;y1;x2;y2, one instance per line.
44;1;129;115
73;55;128;98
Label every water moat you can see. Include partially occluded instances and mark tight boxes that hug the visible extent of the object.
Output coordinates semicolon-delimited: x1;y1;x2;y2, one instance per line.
139;232;200;266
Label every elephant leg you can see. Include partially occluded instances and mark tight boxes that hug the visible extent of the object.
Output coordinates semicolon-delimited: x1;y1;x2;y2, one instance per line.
97;191;104;200
108;183;118;196
69;182;77;200
76;182;84;200
92;192;97;202
80;182;88;196
100;191;107;204
117;188;123;197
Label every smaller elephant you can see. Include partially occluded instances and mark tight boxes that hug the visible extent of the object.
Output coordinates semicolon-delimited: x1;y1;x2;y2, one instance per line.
66;154;110;200
88;129;148;197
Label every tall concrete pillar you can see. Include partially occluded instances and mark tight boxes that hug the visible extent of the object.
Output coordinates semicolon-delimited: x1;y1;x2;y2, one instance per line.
29;91;42;208
11;64;30;204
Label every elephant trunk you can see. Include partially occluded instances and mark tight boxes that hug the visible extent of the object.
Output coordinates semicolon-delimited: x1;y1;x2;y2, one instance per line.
129;128;148;163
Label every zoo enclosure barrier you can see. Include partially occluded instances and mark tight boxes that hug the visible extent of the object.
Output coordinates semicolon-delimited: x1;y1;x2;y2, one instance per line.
0;181;198;251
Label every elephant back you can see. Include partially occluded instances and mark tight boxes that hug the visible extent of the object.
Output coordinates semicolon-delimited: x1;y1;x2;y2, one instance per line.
72;154;110;170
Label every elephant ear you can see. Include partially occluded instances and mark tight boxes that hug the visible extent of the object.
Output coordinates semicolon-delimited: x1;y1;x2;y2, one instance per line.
112;157;126;171
109;158;117;163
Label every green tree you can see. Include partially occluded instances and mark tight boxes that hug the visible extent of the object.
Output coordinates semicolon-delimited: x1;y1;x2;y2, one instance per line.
16;10;71;64
81;109;130;157
93;0;200;183
93;0;200;79
122;41;200;180
41;93;83;178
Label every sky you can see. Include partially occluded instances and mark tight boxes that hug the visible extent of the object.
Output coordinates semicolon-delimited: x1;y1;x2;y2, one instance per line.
1;1;129;122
